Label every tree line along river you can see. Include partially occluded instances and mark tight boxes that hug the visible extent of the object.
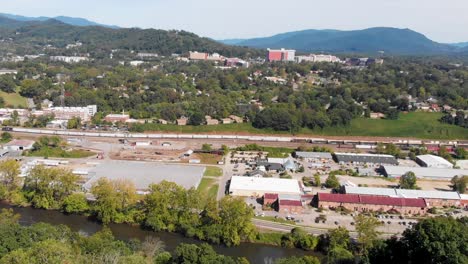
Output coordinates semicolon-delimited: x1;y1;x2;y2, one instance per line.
0;202;322;263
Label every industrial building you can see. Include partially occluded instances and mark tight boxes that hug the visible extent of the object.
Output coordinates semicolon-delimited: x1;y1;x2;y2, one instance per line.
34;105;97;122
83;161;205;193
295;54;341;63
317;193;427;215
381;165;468;180
267;48;296;62
3;139;34;151
334;152;398;165
344;186;462;207
294;152;333;160
229;176;302;197
416;154;454;169
278;194;304;214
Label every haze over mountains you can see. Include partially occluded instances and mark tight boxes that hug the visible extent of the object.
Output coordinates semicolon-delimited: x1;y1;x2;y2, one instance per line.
0;15;261;58
1;13;468;55
0;13;119;29
219;28;468;55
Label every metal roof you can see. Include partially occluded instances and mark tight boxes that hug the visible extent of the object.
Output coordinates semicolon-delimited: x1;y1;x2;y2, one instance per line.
383;166;468;179
83;161;205;191
295;152;333;159
229;176;302;195
416;154;453;168
334;152;398;165
319;193;426;207
395;189;461;200
345;186;397;197
345;186;461;200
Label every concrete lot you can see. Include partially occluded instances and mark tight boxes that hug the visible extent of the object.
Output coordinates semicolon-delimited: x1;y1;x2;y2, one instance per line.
81;160;206;190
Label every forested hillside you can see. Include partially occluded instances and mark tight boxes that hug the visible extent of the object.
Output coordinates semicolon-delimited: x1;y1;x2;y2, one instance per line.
0;19;262;58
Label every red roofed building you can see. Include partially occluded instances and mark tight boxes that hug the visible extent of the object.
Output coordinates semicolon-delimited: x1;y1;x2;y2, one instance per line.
279;199;304;214
263;193;278;209
318;193;427;215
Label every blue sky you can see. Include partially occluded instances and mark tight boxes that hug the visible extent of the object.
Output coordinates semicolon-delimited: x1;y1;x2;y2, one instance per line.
2;0;467;42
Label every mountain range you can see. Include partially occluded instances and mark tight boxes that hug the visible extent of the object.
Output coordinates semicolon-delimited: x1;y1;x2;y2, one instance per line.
0;13;467;56
219;28;468;55
0;13;119;29
0;16;261;58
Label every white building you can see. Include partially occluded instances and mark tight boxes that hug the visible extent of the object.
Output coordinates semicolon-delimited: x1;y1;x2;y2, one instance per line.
0;69;18;75
416;154;454;169
130;60;145;66
295;54;341;63
382;165;468;180
229;176;302;197
3;139;35;151
50;56;89;63
38;105;97;122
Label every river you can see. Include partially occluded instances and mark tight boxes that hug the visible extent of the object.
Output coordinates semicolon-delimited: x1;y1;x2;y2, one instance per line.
0;202;321;263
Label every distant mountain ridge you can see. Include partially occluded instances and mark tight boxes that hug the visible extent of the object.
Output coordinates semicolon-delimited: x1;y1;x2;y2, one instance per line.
219;28;466;55
0;17;262;58
0;13;120;29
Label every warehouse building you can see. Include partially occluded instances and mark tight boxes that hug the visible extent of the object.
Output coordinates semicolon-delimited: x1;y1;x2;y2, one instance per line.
334;152;398;165
317;193;427;215
344;186;461;207
294;152;333;160
83;161;205;194
416;154;454;169
381;165;468;180
278;194;304;214
3;139;34;151
229;176;302;197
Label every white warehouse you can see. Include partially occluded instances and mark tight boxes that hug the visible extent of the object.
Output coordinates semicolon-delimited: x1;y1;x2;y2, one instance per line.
229;176;302;197
416;154;454;169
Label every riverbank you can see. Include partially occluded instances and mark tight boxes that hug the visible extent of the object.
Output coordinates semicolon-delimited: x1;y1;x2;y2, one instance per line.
0;202;322;263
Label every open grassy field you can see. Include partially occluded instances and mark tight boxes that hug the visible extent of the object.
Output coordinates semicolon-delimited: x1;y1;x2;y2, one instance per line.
305;112;468;139
197;177;219;200
25;147;96;158
0;91;28;108
203;166;223;177
135;112;468;140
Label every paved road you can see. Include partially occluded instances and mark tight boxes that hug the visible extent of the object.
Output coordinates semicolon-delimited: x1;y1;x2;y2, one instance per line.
253;218;400;239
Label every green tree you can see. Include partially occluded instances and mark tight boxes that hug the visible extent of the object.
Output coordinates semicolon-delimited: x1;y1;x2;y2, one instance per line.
24;165;81;209
314;173;321;187
171;243;245;264
455;147;467;159
401;217;468;264
275;256;320;264
62;193;89;214
217;196;257;246
90;178;137;224
451;176;467;194
0;132;12;143
324;227;354;264
438;146;453;163
0;159;21;194
354;214;382;257
399;171;417;189
67;117;81;129
202;144;212;152
325;174;340;189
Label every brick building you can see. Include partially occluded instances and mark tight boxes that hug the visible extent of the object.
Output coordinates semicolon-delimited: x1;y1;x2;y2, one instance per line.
267;48;296;62
317;193;427;215
263;193;278;209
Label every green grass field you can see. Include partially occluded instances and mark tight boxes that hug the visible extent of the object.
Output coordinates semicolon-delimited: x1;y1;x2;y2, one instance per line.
0;91;28;108
305;112;468;139
135;112;468;140
203;166;223;177
25;147;96;159
197;177;219;200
